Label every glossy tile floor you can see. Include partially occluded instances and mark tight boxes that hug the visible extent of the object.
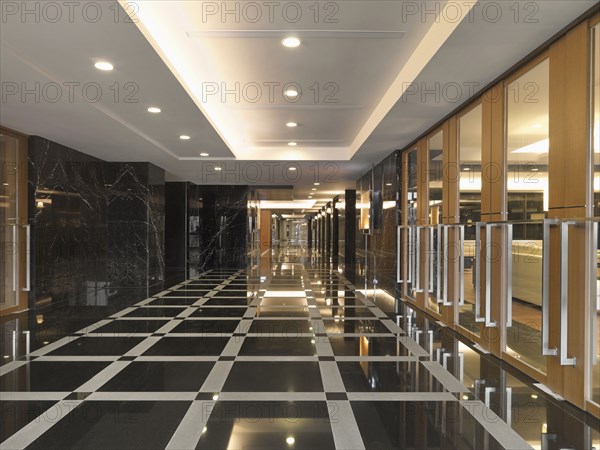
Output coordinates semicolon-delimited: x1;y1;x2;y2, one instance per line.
1;246;598;449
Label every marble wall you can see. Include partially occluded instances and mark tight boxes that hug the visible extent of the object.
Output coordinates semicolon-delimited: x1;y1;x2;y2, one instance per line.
164;182;189;285
341;190;356;282
181;184;249;272
164;183;251;283
28;136;165;310
355;152;400;298
105;162;165;297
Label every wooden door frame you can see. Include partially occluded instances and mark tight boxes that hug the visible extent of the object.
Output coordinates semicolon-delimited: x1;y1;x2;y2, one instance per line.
586;13;600;418
424;127;446;321
1;126;29;317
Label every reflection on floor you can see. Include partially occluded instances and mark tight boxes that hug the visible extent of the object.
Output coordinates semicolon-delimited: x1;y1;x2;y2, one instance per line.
0;245;598;449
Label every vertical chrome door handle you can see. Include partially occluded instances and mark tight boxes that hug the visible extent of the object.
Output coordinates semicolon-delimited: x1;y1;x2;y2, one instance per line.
22;224;30;292
429;226;435;294
506;224;513;327
475;222;483;322
11;224;17;292
592;222;599;365
542;219;559;356
475;222;496;326
397;226;402;283
443;225;452;306
437;225;443;303
459;225;465;306
416;226;422;293
484;224;496;327
559;221;576;366
408;227;414;284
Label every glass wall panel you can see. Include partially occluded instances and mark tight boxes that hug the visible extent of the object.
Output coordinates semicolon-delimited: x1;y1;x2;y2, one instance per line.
591;23;600;407
505;58;549;373
406;149;418;300
428;131;443;313
458;104;483;336
0;133;19;312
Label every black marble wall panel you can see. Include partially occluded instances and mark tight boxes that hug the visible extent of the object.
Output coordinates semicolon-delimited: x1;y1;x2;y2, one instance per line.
165;182;188;285
27;136;165;312
189;185;248;270
355;152;400;298
147;164;165;293
105;162;165;299
165;182;250;280
320;214;325;253
247;190;260;265
28;136;107;310
187;183;202;277
332;200;339;257
343;189;356;282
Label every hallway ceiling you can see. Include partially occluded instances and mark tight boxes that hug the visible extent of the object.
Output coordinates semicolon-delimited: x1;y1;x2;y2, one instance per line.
0;0;597;206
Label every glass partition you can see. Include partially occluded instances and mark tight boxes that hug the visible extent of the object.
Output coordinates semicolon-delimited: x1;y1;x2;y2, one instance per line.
590;23;600;407
406;149;418;300
0;133;19;313
457;104;483;336
428;131;443;313
504;58;549;373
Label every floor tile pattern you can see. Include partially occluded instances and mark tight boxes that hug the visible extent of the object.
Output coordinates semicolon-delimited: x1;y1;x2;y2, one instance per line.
0;254;534;449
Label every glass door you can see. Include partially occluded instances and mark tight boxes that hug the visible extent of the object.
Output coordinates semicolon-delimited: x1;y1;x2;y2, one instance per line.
404;148;418;301
1;133;19;312
427;130;443;315
588;21;600;414
456;104;483;339
503;58;550;376
0;129;28;316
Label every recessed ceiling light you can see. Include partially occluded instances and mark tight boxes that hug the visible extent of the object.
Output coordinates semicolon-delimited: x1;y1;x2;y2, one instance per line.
463;167;471;171
288;142;297;146
288;167;297;171
282;37;300;48
314;182;320;186
200;152;209;157
179;135;190;140
311;188;317;191
286;122;298;127
215;167;222;171
94;61;113;71
285;89;298;98
386;183;392;186
147;107;161;113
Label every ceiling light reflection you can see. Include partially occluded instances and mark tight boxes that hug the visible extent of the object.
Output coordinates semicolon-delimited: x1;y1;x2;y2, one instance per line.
94;61;114;71
282;37;301;48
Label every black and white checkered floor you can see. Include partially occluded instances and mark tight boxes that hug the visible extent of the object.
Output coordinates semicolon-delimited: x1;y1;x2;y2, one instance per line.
1;261;531;449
